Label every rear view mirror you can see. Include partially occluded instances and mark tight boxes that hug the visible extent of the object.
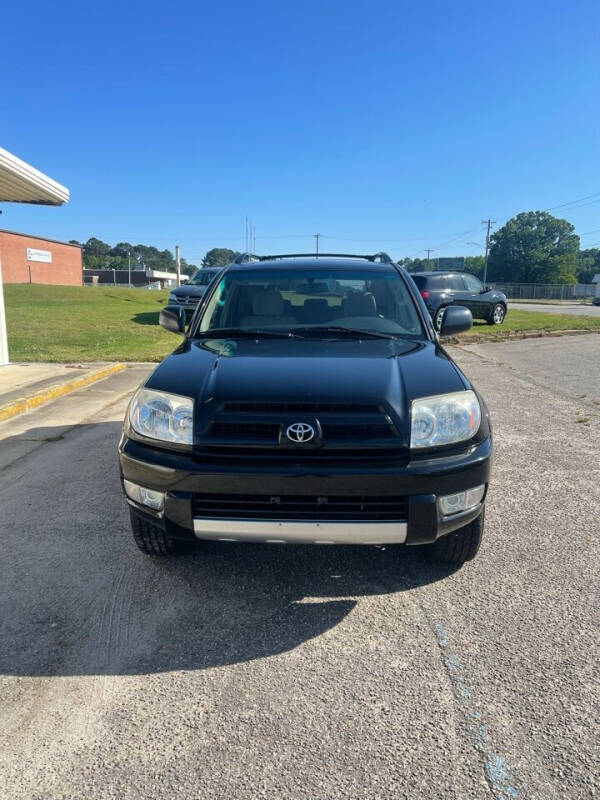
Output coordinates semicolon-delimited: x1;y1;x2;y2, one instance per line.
159;305;186;334
439;305;472;336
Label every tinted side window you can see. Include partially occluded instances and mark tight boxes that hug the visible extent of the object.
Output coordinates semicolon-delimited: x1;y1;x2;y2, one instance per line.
411;276;426;290
463;274;484;292
425;276;445;290
443;275;466;291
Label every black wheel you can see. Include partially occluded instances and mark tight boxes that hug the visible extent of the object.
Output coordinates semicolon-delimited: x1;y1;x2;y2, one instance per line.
426;507;484;564
487;303;506;325
434;306;446;332
129;509;190;556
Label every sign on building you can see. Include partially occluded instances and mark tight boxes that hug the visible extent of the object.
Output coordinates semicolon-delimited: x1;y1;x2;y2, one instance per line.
26;247;52;263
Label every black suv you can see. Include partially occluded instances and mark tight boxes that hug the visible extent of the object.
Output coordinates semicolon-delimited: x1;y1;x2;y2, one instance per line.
168;267;221;320
410;271;507;330
120;253;492;566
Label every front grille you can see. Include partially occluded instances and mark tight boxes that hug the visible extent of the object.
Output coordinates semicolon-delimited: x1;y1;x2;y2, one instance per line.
209;422;281;439
322;423;393;440
205;420;395;443
195;400;407;458
192;493;407;521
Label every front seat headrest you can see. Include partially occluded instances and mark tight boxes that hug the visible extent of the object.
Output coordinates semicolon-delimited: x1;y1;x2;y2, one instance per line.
344;293;377;316
253;289;284;317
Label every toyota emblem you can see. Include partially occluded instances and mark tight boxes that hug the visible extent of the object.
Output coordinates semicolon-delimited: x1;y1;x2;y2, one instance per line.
286;422;315;443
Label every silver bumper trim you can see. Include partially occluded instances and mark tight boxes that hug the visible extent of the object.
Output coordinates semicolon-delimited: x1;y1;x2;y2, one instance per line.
192;518;407;545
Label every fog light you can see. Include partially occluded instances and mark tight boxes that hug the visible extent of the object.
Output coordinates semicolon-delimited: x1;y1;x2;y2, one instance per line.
123;479;164;511
439;485;485;516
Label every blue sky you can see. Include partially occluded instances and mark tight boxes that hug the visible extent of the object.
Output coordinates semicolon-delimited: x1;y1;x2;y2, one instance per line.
2;0;599;264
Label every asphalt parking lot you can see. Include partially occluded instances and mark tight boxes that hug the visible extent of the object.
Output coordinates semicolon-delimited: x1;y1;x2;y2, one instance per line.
0;335;598;800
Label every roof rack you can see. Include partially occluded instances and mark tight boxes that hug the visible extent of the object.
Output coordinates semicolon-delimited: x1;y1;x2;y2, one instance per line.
234;252;396;264
233;253;262;264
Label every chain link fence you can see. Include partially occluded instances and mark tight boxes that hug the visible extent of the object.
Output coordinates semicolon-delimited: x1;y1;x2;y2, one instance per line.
489;283;596;300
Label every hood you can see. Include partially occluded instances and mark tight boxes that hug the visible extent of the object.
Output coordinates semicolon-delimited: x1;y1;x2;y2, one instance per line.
170;284;207;298
146;337;468;437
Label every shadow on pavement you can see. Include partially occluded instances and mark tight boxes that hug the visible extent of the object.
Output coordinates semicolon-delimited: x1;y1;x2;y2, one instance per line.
0;420;458;678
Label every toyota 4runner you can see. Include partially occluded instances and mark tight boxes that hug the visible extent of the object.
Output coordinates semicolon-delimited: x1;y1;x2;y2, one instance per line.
120;253;492;565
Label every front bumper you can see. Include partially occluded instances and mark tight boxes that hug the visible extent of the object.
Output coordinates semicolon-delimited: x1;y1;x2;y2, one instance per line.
119;435;491;546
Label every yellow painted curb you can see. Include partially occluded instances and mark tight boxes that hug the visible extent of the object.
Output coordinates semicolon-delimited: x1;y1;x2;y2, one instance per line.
0;363;127;422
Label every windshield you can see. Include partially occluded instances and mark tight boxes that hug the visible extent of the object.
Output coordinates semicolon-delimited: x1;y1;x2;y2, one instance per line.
196;268;424;337
187;269;219;286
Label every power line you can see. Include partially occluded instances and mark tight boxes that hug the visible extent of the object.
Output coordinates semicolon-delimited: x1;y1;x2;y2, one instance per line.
546;191;600;211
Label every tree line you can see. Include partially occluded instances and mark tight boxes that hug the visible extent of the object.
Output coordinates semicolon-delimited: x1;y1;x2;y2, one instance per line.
77;211;600;285
71;237;198;276
200;212;599;285
405;212;598;284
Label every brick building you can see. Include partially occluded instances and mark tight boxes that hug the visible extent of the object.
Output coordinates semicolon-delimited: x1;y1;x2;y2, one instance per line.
0;229;82;285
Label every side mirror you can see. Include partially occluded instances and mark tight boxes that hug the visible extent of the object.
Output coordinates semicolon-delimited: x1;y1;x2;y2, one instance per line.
159;305;186;334
439;305;472;336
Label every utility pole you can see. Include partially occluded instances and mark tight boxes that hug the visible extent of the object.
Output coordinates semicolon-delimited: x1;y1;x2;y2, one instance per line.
175;245;181;288
426;248;432;268
127;250;131;288
314;233;321;255
245;217;256;254
482;219;496;285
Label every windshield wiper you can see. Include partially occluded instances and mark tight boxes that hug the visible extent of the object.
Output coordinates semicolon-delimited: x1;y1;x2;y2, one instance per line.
289;326;399;340
195;328;300;339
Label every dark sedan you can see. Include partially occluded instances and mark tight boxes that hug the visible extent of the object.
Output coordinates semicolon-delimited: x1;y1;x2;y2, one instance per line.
410;271;508;330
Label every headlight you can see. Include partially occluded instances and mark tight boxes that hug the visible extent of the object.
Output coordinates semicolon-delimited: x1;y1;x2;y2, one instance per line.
168;293;178;302
129;388;194;445
410;390;480;449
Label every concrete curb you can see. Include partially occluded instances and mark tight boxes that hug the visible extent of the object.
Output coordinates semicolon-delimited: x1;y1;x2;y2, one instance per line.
0;363;127;422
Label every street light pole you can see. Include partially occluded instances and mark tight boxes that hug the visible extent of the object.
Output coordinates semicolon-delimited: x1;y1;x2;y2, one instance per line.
128;250;131;288
482;219;496;286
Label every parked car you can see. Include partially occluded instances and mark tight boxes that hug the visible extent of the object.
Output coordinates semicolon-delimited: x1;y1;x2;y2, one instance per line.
120;253;492;566
168;267;222;320
410;271;507;330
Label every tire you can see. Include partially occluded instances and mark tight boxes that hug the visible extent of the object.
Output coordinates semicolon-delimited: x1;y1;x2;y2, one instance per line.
426;507;484;564
487;303;506;326
434;306;446;332
129;509;190;556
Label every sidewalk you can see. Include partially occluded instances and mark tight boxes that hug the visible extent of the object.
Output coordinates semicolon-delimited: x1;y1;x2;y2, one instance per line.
0;362;126;422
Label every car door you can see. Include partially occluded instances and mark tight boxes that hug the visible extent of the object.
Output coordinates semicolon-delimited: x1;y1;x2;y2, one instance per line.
462;274;487;318
444;274;473;312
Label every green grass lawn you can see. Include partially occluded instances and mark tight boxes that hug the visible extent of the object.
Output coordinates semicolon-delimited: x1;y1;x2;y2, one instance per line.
463;309;600;337
5;284;177;362
4;284;600;362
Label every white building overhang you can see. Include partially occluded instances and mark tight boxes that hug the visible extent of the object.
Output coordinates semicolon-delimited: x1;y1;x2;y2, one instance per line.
0;146;70;365
0;147;70;205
